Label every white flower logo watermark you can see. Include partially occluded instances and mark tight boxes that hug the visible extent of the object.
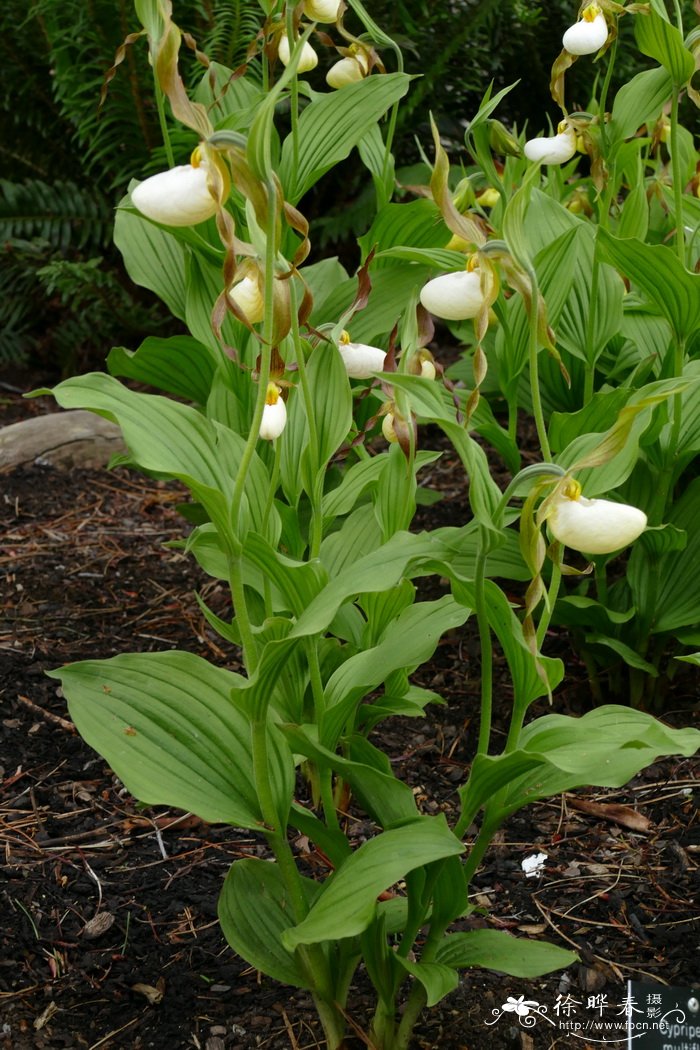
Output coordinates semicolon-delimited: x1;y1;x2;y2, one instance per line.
502;996;540;1017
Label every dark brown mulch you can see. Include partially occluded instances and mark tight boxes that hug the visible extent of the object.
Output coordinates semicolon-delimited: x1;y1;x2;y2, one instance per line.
1;395;699;1050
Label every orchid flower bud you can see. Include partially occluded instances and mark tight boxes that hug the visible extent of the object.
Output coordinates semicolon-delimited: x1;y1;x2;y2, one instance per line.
419;264;484;321
409;348;437;379
131;151;218;227
524;123;577;165
304;0;341;21
562;4;608;56
445;233;472;252
476;187;500;208
228;275;264;324
326;51;369;89
382;412;398;444
278;34;319;72
259;383;287;440
547;480;647;555
487;118;522;158
338;330;386;378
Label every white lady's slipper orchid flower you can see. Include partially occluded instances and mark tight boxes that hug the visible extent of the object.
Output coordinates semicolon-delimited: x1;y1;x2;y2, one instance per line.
259;383;287;441
562;5;608;55
419;269;484;321
304;0;341;22
131;160;217;227
420;358;436;380
548;481;647;555
326;54;368;89
524;123;577;165
228;275;264;324
338;331;386;378
278;34;319;72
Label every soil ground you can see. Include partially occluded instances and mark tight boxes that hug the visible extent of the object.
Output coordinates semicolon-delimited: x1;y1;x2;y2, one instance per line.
1;386;698;1050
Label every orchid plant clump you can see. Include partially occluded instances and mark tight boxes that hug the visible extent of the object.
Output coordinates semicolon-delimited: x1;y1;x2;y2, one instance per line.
41;0;700;1046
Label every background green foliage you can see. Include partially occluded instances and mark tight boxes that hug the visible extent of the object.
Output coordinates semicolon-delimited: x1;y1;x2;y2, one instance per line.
0;0;695;369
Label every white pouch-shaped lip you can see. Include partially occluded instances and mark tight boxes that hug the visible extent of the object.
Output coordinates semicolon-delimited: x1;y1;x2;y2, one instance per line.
419;271;484;321
562;11;608;56
523;128;577;165
303;0;341;22
327;55;368;89
131;164;217;227
228;275;264;324
338;341;386;379
278;35;318;72
548;495;647;555
259;387;287;440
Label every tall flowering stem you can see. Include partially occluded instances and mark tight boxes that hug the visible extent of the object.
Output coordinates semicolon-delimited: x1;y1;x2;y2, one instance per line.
288;282;324;558
227;179;279;672
528;269;552;461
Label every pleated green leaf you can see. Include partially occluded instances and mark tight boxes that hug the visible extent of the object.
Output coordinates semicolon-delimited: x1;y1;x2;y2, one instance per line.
311;263;432;344
555;226;624;367
394;956;459;1007
115;203;188;319
359;198;447;262
107;335;217;405
282;725;419;828
280;73;412;202
306;340;353;466
460;707;700;829
282;817;464;949
219;859;321;989
634;8;695;86
374;444;417;540
321;595;471;747
647;479;700;633
46;373;277;547
597;229;700;343
453;580;563;716
609;67;673;142
436;930;577;977
48;652;269;827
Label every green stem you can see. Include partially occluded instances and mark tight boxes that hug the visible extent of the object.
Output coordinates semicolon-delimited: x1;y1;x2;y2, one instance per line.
228;555;257;672
582;254;600;405
285;6;300;182
536;552;562;650
670;85;686;268
153;74;174;168
651;299;685;523
230;180;277;536
396;984;427;1050
371;998;397;1049
582;648;604;704
252;717;343;1042
597;36;617;154
527;269;551;461
461;821;496;886
594;557;608;606
225;182;278;671
261;436;282;535
289;286;323;558
474;529;493;757
251;719;308;920
672;0;683;32
306;638;340;831
507;395;518;443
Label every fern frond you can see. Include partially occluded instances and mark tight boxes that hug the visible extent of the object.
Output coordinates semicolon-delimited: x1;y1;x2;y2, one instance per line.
188;0;263;76
0;179;112;251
